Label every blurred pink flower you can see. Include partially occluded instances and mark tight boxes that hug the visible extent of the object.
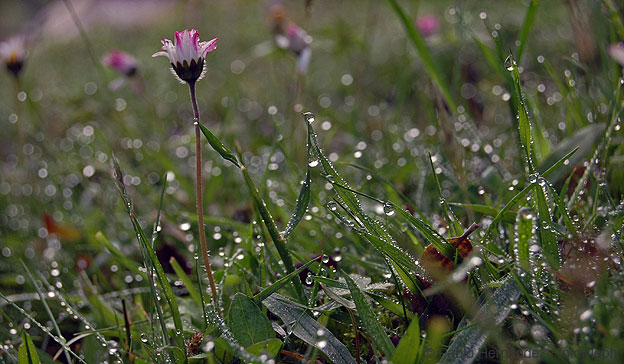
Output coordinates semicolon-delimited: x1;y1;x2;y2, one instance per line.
609;43;624;67
152;29;218;84
0;35;27;78
102;50;138;77
416;14;439;37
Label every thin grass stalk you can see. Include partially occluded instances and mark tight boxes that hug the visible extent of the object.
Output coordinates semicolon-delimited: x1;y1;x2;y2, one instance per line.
189;81;219;313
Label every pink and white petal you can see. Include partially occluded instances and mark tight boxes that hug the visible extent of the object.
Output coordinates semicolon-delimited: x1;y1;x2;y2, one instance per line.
152;51;169;58
174;31;187;62
190;30;200;59
201;38;218;56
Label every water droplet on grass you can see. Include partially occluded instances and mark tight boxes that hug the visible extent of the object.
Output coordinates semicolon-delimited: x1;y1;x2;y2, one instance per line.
304;112;315;124
383;202;395;216
327;201;337;211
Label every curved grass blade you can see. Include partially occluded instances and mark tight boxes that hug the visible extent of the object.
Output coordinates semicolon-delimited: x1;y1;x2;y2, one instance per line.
95;231;146;279
386;0;457;111
450;203;516;223
0;293;88;364
198;123;240;167
514;208;534;272
112;158;186;351
170;256;202;306
20;261;72;364
344;273;395;359
240;164;305;301
263;294;357;364
343;162;429;223
283;169;311;238
567;104;622;211
254;257;320;303
439;275;521;364
537;123;605;182
482;145;579;249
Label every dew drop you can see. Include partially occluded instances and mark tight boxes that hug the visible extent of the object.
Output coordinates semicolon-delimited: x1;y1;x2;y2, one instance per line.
304;112;315;124
327;201;337;212
505;56;516;71
383;202;396;217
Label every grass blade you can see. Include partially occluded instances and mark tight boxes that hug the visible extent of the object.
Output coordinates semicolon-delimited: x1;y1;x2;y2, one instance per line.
514;208;534;272
508;54;535;172
240;164;305;301
386;0;457;111
450;203;516;223
112;158;186;351
170;256;202;306
283;117;316;238
534;182;561;269
0;293;87;364
516;0;539;63
18;332;40;364
392;312;420;363
20;261;72;364
198;123;240;167
263;293;357;364
253;257;320;303
344;273;395;359
439;276;521;364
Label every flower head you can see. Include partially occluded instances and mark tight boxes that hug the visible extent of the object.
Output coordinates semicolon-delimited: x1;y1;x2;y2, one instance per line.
609;43;624;67
0;35;27;78
102;50;138;77
416;15;440;37
152;29;218;84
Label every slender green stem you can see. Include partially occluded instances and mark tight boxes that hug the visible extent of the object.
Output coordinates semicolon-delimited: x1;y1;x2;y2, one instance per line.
189;82;219;314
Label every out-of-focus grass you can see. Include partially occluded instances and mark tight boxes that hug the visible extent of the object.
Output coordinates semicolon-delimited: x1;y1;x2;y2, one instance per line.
1;0;623;363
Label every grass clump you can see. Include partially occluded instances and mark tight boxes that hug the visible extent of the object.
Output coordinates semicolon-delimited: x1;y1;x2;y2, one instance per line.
1;1;624;363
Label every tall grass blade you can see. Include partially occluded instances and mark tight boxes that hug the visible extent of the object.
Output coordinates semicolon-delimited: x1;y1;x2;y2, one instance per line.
283;119;313;238
112;157;186;351
514;208;534;272
344;273;395;359
516;0;539;63
386;0;457;111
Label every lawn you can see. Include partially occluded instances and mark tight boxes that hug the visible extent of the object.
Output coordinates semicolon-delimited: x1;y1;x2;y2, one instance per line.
1;0;624;363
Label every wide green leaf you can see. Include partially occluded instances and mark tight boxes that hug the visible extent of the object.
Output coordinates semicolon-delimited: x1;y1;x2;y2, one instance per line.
263;293;357;364
228;293;274;348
